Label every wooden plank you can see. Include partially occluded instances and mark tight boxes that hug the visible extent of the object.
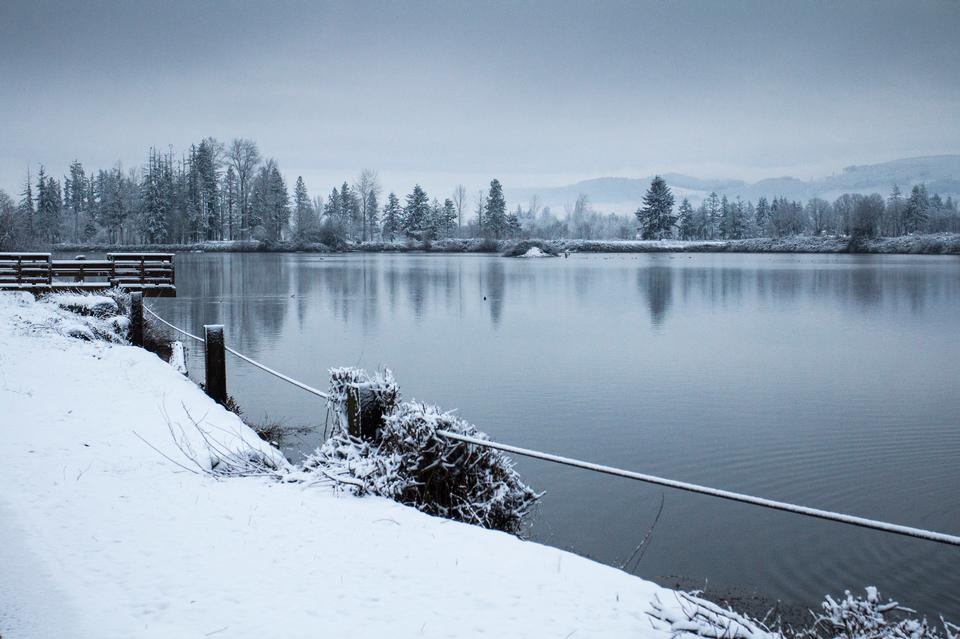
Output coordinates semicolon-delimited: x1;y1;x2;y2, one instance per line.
0;253;51;259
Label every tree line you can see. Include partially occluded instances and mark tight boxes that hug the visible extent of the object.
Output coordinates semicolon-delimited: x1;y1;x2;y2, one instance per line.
1;137;958;250
636;176;960;242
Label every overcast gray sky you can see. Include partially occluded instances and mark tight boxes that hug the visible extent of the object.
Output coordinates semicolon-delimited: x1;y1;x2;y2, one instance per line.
1;0;958;199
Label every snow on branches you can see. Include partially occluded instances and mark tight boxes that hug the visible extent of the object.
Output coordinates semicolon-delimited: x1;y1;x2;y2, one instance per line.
304;367;540;535
7;290;130;343
647;588;957;639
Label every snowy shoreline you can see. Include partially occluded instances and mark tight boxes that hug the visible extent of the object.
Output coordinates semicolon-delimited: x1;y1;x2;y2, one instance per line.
0;291;694;638
47;232;960;256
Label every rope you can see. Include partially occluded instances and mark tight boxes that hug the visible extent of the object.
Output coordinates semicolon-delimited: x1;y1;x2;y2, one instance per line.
436;430;960;547
144;305;204;343
222;345;329;399
143;305;330;399
142;305;960;548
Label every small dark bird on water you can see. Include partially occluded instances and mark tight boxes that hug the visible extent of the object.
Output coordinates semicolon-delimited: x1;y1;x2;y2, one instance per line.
483;296;487;300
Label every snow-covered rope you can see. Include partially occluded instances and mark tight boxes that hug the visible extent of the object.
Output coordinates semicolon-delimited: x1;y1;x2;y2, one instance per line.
143;305;330;399
436;429;960;547
142;305;960;548
144;305;205;343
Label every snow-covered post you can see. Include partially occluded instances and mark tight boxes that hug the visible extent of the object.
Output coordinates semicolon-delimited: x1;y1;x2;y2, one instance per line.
345;386;362;438
203;325;227;406
129;292;144;347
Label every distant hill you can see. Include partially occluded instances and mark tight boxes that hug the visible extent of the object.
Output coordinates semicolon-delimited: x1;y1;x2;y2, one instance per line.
507;155;960;215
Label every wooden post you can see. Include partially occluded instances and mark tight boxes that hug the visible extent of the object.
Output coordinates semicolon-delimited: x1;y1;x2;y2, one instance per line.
129;292;144;347
204;324;227;405
346;386;361;437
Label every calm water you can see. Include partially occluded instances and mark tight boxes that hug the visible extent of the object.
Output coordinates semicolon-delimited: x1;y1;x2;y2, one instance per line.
150;252;960;617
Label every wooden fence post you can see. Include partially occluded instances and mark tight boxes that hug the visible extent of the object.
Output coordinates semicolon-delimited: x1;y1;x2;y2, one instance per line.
204;324;227;405
129;292;143;347
346;386;361;437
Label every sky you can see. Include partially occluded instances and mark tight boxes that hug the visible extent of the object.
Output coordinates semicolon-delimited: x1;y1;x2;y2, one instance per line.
1;0;958;201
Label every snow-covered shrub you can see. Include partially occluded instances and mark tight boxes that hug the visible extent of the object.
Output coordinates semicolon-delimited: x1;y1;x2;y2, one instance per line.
648;588;957;639
304;368;539;534
12;290;131;343
799;588;957;639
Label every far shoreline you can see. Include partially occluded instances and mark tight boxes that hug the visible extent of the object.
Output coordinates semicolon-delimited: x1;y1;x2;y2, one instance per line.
43;232;960;257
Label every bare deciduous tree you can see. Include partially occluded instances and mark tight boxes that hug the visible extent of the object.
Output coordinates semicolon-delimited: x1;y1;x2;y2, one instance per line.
453;184;466;231
227;138;261;240
354;169;380;242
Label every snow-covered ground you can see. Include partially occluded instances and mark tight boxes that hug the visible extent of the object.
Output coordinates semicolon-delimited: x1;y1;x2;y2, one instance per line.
0;291;687;638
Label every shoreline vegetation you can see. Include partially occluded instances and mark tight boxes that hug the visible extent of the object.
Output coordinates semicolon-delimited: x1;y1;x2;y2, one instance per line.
49;232;960;256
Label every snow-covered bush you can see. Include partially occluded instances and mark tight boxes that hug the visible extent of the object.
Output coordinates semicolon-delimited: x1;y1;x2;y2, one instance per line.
799;588;957;639
304;368;539;534
6;290;130;343
648;588;957;639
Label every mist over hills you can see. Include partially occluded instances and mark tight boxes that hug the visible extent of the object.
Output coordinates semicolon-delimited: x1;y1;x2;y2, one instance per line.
507;155;960;215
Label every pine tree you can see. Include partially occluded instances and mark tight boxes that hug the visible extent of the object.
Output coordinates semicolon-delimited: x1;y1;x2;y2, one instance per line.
402;185;430;235
18;168;36;244
677;198;696;240
440;198;458;237
323;187;340;221
755;197;770;236
139;148;168;243
223;166;238;240
484;179;507;238
703;191;721;239
902;184;929;233
35;166;64;244
886;185;904;236
66;160;86;243
293;176;313;241
636;176;676;240
268;164;289;241
381;192;402;240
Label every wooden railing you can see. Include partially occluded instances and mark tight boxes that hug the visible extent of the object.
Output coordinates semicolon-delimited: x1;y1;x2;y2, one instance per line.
0;253;176;297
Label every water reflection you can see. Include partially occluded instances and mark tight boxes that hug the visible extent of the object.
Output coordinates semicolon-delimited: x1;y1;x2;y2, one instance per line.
153;252;960;618
638;266;673;328
161;253;960;340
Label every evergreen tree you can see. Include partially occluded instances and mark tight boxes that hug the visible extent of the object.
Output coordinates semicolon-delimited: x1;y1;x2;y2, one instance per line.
66;160;86;243
35;170;63;244
267;163;289;241
223;165;238;240
720;196;748;240
677;198;696;240
755;197;770;235
902;184;929;233
323;186;342;221
439;199;457;237
703;191;722;239
402;184;430;235
886;185;904;236
484;179;507;238
381;192;402;240
635;176;676;240
293;176;314;241
505;209;522;238
139;148;168;243
17;168;36;243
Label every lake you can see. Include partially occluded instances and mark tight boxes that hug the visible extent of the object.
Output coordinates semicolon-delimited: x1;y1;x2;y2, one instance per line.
150;251;960;618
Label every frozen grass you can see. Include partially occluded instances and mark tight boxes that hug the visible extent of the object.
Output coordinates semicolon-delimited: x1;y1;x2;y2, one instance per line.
648;588;957;639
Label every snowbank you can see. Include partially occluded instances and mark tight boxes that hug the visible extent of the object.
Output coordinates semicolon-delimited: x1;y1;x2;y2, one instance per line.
519;246;549;257
0;291;683;639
